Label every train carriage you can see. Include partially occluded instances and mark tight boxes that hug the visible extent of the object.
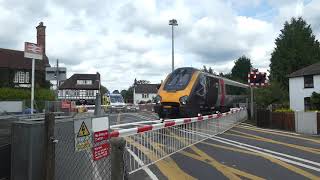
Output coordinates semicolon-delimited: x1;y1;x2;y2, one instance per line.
154;67;249;118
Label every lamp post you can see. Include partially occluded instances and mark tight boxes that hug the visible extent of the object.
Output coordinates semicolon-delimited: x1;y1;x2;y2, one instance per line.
169;19;178;72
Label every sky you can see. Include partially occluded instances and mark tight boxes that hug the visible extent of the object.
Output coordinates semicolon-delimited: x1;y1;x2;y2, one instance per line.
0;0;320;91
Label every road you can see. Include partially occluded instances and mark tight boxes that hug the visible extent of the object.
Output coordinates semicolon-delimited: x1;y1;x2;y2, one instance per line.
120;112;320;180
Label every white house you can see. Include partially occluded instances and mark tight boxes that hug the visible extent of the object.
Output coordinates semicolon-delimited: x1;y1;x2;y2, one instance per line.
289;62;320;111
58;73;100;105
133;84;159;104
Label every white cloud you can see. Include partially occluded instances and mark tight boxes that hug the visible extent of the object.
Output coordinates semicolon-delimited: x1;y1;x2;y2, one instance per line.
0;0;320;91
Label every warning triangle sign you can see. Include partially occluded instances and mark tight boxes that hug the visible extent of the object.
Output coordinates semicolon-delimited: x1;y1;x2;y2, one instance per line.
77;121;90;137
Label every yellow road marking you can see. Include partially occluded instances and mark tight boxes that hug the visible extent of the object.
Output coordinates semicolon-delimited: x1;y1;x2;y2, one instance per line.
126;137;196;180
200;142;320;180
237;125;320;144
181;146;265;180
227;130;320;154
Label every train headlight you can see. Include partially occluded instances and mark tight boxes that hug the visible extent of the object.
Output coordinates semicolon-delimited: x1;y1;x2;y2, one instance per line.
154;95;162;104
179;96;189;105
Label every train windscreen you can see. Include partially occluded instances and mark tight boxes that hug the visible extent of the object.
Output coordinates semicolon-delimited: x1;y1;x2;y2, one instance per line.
164;68;195;91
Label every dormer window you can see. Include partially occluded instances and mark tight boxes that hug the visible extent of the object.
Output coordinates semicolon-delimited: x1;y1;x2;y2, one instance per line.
304;75;314;88
77;80;92;85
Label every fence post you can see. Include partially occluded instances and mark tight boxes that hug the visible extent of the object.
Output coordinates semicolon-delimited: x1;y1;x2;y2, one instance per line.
44;113;56;180
111;137;127;180
94;93;102;116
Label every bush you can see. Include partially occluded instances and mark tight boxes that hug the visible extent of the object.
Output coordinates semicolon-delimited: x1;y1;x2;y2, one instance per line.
274;108;293;113
0;88;55;101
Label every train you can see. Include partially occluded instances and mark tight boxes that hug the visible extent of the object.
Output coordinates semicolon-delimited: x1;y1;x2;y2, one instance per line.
154;67;249;118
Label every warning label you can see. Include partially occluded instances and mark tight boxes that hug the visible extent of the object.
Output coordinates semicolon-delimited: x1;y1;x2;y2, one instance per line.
93;143;109;161
78;122;90;137
74;118;92;152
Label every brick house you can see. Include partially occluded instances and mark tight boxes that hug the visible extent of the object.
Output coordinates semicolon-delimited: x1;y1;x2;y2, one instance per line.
58;73;101;105
0;22;50;88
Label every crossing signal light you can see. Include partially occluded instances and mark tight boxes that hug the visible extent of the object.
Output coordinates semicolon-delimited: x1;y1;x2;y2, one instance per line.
248;72;267;87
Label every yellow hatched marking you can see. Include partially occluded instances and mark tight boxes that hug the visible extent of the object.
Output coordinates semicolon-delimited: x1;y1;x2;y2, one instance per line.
228;130;320;154
237;125;320;144
181;146;265;180
200;142;320;180
126;137;196;180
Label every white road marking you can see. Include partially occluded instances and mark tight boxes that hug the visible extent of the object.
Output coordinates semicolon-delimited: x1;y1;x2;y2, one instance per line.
127;148;159;180
178;128;320;172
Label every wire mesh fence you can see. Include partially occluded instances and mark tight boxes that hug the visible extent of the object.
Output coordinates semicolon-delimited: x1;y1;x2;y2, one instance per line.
54;118;111;180
122;109;248;174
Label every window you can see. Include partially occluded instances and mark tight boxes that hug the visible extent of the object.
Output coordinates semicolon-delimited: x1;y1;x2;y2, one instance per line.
25;72;30;83
19;71;25;83
304;75;314;88
77;80;92;85
86;90;94;97
164;68;195;91
14;72;19;83
304;97;311;111
142;94;149;98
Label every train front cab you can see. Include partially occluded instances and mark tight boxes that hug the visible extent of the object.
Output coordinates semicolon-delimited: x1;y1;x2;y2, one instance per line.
154;68;220;118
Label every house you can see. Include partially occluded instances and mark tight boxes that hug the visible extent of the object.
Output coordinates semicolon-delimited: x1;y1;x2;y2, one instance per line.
133;84;159;104
58;73;100;105
0;22;50;88
288;62;320;111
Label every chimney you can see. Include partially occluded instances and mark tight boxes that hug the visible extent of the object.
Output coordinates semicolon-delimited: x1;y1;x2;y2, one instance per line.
36;22;46;54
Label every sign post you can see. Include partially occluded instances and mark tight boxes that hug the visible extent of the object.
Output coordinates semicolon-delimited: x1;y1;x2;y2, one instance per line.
24;42;43;114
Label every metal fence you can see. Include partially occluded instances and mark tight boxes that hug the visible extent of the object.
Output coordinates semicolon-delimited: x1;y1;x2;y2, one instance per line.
109;108;247;174
54;118;111;180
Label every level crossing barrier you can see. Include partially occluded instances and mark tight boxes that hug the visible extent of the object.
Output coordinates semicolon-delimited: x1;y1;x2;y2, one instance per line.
109;108;247;174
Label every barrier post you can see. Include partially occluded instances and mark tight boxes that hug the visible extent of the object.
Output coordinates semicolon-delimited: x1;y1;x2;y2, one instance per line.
111;137;127;180
44;112;56;180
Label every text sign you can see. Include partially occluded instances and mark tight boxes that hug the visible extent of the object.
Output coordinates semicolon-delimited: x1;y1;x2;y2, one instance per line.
74;118;92;152
24;42;43;60
93;143;110;161
94;130;108;143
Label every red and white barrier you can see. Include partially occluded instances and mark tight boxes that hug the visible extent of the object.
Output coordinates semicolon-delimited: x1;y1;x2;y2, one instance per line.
109;108;244;138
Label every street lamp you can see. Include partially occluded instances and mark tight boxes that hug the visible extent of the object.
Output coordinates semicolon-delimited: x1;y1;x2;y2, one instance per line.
169;19;178;72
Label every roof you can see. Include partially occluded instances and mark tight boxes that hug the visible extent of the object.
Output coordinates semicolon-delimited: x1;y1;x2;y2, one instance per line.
0;48;49;70
135;84;159;94
59;73;100;90
288;62;320;78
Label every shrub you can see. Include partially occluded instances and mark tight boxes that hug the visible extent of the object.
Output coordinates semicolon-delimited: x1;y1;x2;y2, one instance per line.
274;108;293;113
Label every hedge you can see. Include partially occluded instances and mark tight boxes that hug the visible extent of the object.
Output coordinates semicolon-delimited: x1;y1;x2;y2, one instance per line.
0;88;55;101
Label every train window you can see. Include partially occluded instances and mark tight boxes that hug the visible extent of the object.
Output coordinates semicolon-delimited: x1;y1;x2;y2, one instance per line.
164;68;195;91
226;84;247;95
195;74;206;96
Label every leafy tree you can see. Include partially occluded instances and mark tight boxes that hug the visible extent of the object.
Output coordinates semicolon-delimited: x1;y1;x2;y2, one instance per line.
270;17;320;89
100;85;109;95
231;56;252;83
254;81;289;107
112;90;120;94
310;91;320;110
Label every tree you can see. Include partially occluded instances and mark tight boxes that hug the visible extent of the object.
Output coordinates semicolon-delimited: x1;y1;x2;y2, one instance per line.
231;56;252;83
254;81;289;107
310;91;320;110
270;17;320;89
100;85;109;95
112;90;120;94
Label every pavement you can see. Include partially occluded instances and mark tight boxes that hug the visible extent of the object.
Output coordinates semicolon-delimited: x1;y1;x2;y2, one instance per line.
120;112;320;180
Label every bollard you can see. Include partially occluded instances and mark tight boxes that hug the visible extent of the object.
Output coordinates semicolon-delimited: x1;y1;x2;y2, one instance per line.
44;112;56;180
110;137;128;180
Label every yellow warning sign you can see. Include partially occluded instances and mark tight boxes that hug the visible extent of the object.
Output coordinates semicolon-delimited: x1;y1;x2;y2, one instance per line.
77;121;90;137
